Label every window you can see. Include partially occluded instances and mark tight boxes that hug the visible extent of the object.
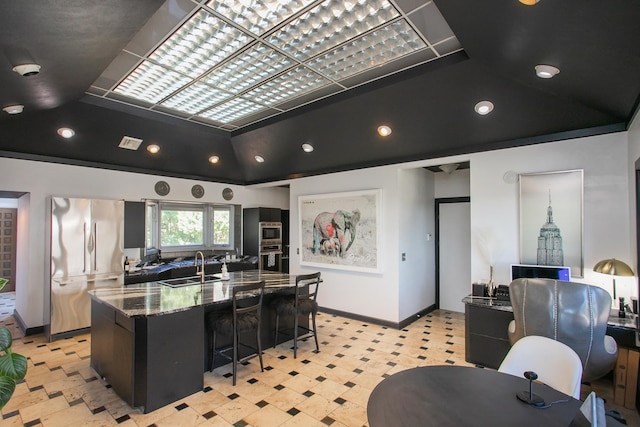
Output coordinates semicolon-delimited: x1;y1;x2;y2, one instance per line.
212;207;230;246
161;206;203;246
146;202;236;251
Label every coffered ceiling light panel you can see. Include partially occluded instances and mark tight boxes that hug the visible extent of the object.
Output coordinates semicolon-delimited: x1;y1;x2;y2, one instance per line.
201;43;294;94
199;97;266;124
93;0;461;130
160;81;232;115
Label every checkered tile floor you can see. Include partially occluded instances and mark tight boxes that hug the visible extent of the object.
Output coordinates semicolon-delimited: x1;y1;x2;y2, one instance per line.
0;292;637;426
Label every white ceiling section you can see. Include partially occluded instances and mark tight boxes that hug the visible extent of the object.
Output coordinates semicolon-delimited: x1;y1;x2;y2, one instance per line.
88;0;460;130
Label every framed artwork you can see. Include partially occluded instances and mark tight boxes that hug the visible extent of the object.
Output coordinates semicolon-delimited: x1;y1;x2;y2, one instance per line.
519;170;584;277
299;189;382;273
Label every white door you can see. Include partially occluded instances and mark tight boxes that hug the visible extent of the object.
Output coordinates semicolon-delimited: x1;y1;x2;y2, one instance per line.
439;202;471;313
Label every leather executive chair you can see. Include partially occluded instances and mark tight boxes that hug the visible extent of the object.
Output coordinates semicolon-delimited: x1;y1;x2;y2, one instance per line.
508;278;618;383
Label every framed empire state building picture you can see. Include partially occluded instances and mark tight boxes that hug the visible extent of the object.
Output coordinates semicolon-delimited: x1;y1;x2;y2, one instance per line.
519;170;584;278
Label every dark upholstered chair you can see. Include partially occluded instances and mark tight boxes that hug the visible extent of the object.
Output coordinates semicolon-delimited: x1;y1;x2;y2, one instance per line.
206;280;264;385
508;278;617;383
273;272;321;358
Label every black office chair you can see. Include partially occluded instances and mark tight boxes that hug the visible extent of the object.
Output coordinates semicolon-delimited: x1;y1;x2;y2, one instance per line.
273;272;321;358
206;280;265;385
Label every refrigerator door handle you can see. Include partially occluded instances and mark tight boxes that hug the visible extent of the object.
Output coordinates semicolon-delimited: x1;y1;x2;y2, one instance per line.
86;276;119;282
83;222;87;273
93;222;98;272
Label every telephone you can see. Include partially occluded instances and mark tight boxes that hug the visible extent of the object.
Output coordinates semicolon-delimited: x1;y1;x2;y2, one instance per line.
495;285;510;301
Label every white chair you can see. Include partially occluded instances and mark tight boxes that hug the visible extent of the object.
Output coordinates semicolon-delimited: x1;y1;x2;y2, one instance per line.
498;335;583;399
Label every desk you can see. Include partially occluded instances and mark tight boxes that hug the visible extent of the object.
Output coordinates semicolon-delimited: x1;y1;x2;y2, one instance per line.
463;295;640;410
367;366;582;427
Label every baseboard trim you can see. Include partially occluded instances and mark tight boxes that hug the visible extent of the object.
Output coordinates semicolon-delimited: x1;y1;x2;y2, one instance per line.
319;304;437;330
399;304;437;329
12;309;44;336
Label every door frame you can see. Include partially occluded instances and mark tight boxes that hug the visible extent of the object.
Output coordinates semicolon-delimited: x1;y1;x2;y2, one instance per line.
435;197;470;309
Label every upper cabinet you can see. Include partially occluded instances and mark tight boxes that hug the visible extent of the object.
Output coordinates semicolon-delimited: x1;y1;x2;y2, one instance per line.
124;201;145;249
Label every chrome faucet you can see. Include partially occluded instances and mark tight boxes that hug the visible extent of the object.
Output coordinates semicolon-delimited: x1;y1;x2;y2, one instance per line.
195;251;205;283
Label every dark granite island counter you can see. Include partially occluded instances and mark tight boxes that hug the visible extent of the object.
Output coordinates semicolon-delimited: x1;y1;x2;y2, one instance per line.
89;271;300;413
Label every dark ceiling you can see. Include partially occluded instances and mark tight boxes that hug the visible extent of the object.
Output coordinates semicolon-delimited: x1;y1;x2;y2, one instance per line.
1;0;639;185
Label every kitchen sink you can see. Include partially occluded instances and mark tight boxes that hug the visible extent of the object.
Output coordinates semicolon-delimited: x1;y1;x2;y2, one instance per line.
159;275;220;287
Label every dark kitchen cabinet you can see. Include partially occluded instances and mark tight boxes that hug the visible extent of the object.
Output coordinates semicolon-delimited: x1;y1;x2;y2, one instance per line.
90;298;204;413
243;207;281;256
124;201;146;249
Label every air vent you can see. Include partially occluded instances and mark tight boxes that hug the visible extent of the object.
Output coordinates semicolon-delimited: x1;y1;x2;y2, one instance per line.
118;136;143;150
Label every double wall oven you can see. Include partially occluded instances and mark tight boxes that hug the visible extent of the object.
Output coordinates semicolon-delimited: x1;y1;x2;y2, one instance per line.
258;222;282;272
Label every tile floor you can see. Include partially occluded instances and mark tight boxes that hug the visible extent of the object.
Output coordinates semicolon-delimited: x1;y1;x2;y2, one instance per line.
0;291;638;426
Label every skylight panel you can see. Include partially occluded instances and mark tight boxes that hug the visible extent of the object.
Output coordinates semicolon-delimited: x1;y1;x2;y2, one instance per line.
160;81;233;114
243;66;330;106
267;0;400;61
114;61;192;104
150;9;253;79
198;97;267;123
202;43;294;93
306;20;426;81
206;0;316;36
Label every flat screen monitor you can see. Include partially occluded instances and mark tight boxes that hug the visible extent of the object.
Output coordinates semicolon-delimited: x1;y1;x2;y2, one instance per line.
510;264;571;282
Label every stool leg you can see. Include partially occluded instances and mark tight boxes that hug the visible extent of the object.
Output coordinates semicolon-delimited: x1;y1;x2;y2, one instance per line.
256;323;264;372
274;312;279;348
210;329;216;372
293;312;299;358
233;328;238;386
311;312;319;352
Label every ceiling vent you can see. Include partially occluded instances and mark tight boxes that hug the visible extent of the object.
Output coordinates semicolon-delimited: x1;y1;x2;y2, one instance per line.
118;136;143;150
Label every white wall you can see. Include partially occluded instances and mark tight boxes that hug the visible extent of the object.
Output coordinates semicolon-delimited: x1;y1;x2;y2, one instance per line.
470;132;633;300
398;167;435;320
289;166;401;322
435;168;470;198
627;111;640;273
0;157;289;329
288;131;633;323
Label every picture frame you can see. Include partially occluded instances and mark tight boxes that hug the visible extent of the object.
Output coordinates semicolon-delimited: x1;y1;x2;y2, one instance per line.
299;189;382;273
519;170;584;277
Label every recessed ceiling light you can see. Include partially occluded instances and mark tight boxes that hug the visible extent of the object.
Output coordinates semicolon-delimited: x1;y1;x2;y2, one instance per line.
474;101;494;115
209;155;220;164
57;128;75;138
302;143;314;153
12;63;41;77
255;155;265;163
535;64;560;79
147;144;160;154
3;105;24;115
377;125;392;137
519;0;540;5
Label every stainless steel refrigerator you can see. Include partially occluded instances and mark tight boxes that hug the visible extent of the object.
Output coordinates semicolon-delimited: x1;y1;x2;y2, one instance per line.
50;197;124;338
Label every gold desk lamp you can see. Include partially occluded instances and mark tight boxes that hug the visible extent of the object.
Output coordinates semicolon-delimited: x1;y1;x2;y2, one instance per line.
593;258;635;313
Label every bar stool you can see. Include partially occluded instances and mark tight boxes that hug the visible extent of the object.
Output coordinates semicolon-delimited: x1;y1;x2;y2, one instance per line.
273;272;321;358
206;280;265;385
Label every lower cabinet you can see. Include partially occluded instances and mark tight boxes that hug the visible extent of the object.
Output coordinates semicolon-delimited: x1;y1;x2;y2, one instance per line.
91;299;204;413
464;304;513;369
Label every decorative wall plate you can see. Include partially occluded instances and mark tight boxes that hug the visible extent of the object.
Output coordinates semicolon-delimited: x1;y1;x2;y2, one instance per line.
154;181;170;196
222;187;234;201
191;184;205;199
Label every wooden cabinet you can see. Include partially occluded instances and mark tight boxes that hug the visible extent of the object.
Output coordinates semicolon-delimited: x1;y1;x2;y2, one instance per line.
614;347;639;409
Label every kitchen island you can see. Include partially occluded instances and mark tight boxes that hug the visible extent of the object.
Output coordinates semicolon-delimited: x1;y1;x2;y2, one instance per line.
89;271;304;413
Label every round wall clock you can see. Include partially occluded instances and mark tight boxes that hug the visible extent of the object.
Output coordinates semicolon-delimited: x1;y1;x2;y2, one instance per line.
191;184;205;199
154;181;170;196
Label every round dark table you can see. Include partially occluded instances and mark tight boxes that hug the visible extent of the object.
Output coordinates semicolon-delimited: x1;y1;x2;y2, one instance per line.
367;365;582;427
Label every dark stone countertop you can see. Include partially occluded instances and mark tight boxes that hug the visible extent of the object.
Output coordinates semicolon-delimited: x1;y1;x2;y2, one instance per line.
90;271;298;318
